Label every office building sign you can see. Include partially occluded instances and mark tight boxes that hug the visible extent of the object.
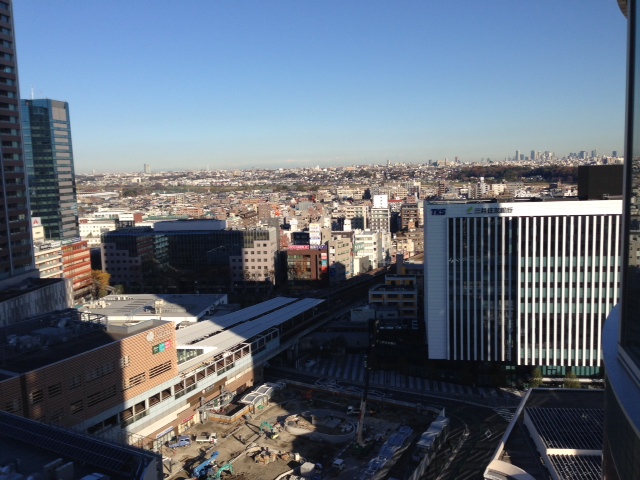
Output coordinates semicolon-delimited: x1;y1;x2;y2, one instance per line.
466;206;513;215
309;223;322;246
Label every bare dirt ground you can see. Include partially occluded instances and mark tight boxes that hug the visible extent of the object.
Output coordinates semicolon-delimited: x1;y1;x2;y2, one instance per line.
165;387;430;480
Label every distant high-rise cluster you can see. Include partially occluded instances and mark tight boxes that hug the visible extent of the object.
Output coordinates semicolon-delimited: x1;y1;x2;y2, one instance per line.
144;163;151;174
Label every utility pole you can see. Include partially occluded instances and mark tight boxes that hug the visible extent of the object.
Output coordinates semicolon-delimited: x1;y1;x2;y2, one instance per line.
356;318;375;446
356;354;371;445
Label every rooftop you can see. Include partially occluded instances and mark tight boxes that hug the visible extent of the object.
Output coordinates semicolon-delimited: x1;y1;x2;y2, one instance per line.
80;293;227;320
0;411;160;480
0;309;164;376
176;296;324;373
0;277;66;303
485;389;604;480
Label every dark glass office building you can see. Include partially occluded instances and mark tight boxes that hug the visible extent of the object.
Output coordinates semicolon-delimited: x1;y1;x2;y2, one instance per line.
101;224;278;293
21;99;79;241
0;0;35;286
603;1;640;478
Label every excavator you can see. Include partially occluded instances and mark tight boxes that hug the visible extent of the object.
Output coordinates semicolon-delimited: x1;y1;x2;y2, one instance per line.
260;421;279;439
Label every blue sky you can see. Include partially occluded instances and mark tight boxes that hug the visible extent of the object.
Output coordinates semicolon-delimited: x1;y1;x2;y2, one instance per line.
13;1;627;173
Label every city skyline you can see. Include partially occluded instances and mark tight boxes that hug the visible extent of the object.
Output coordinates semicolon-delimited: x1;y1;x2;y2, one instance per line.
14;1;626;173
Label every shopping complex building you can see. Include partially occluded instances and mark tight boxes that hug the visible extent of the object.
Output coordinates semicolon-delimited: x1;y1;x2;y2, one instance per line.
0;295;323;451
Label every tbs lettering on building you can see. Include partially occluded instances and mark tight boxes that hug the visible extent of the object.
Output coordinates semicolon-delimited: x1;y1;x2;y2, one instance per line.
425;200;622;374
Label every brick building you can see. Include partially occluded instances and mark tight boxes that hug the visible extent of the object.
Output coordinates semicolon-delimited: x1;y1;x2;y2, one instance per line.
61;239;92;299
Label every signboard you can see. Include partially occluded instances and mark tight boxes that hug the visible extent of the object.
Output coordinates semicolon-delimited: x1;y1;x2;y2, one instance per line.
152;340;172;354
181;413;195;424
156;427;174;438
31;217;42;227
466;206;513;215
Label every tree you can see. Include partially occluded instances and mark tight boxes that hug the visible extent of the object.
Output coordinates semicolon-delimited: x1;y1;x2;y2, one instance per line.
91;270;111;299
563;370;581;389
530;367;543;388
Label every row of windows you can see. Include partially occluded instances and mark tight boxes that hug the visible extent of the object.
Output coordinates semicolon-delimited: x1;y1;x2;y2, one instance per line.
519;302;610;314
123;372;146;390
86;385;117;408
520;256;618;268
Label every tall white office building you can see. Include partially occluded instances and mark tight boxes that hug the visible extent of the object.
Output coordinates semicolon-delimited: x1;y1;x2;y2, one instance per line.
424;200;621;374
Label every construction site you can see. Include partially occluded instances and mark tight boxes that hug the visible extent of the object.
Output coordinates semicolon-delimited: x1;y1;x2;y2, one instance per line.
163;381;450;480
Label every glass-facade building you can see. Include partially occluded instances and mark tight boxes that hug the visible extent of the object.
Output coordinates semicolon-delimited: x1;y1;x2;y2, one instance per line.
101;225;278;293
21;99;79;241
0;0;35;285
603;1;640;478
425;200;621;374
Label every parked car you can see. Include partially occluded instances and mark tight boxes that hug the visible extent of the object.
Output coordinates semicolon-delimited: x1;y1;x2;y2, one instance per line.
168;436;191;448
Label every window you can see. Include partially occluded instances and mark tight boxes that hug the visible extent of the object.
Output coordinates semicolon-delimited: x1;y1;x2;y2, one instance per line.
149;360;172;378
120;356;130;368
85;362;115;382
47;383;62;398
70;400;84;415
86;386;117;407
30;389;44;405
4;398;20;414
123;372;146;390
49;408;64;424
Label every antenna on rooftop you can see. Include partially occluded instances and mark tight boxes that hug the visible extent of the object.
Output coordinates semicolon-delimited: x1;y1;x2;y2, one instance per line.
30;86;34;100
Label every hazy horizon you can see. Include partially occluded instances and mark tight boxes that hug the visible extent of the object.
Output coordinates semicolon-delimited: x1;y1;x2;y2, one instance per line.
14;1;626;174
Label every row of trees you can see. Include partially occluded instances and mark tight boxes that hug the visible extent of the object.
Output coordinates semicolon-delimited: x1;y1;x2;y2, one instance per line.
530;367;581;389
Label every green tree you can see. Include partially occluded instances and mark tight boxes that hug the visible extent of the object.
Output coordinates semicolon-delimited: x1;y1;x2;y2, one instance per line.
563;370;581;389
530;367;543;388
91;270;111;298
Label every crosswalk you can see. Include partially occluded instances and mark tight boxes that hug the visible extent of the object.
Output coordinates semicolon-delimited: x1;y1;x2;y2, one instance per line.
302;354;517;403
493;407;516;422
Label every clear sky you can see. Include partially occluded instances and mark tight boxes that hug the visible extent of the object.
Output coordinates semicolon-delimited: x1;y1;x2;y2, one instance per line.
13;1;627;173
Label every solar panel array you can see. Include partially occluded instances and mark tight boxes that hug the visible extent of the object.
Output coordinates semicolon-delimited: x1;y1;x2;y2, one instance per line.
176;297;297;345
526;407;603;450
549;455;601;480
